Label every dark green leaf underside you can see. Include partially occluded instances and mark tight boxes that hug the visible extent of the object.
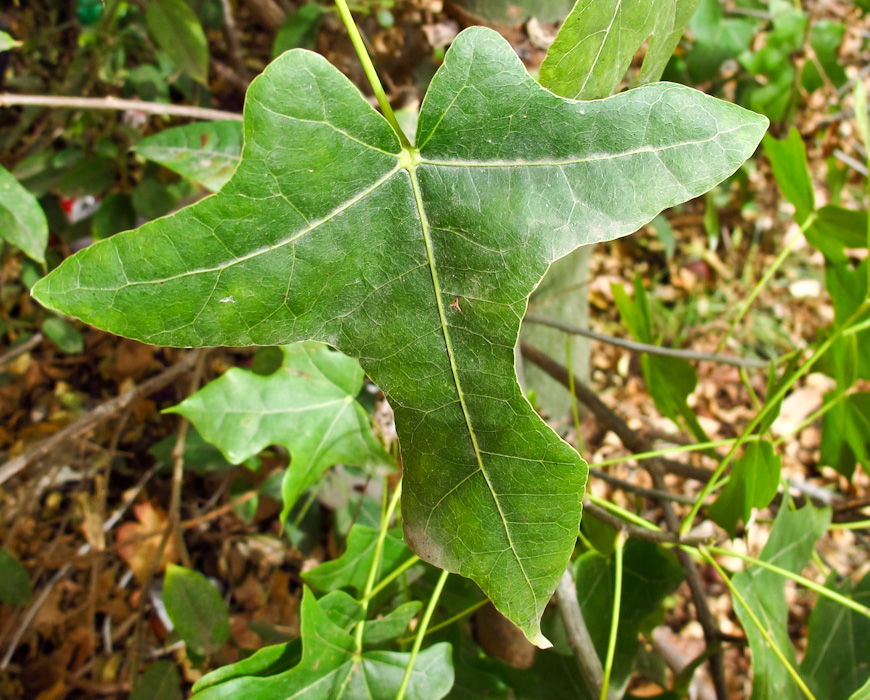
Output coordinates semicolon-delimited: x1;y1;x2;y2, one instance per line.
32;27;767;643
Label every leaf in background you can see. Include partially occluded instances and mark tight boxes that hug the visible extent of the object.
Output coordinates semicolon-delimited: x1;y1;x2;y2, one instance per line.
686;0;757;82
763;129;815;225
708;441;781;536
42;317;84;354
0;547;32;606
131;661;182;700
32;27;767;643
0;30;21;50
732;499;830;700
802;20;847;92
93;193;137;240
0;164;48;264
163;564;231;656
540;0;701;100
806;206;868;262
800;571;870;700
146;0;210;84
849;678;870;700
820;393;870;480
364;600;423;645
135;121;244;193
302;524;410;595
192;587;454;700
150;427;236;475
272;4;325;57
169;342;392;521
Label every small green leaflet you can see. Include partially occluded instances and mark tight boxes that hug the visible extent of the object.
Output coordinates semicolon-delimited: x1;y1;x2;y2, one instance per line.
146;0;210;84
191;587;454;700
163;564;230;656
169;342;392;521
0;547;32;606
32;27;767;643
0;164;49;264
135;121;244;193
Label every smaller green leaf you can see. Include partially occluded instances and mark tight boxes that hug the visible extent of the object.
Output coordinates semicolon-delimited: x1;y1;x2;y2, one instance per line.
150;427;235;475
163;564;230;656
56;156;116;198
0;164;48;264
849;678;870;700
820;392;870;480
0;548;32;606
365;601;423;645
763;129;814;225
135;122;243;193
42;317;85;355
802;20;847;92
302;524;410;595
686;0;757;82
708;441;781;536
131;661;182;700
272;4;325;57
800;571;870;700
806;205;868;262
93;193;137;240
0;31;21;50
146;0;210;84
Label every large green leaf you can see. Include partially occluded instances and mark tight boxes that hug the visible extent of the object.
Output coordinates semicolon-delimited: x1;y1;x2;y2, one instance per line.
169;342;392;520
135;121;244;193
192;587;454;699
32;27;767;643
0;164;48;264
732;500;830;700
540;0;701;100
800;571;870;700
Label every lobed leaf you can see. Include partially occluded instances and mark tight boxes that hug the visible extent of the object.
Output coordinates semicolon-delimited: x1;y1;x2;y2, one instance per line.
32;27;767;643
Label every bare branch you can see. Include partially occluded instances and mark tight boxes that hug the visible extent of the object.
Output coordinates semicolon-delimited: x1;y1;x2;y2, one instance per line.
0;94;242;121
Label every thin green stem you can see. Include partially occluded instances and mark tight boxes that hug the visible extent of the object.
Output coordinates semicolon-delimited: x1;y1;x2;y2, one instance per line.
355;480;403;653
701;548;818;700
397;598;489;644
706;545;870;620
588;438;747;468
567;336;585;453
333;0;411;148
587;494;662;532
681;299;870;537
395;568;450;700
772;390;850;447
717;212;816;353
831;519;870;531
362;555;421;603
600;531;626;700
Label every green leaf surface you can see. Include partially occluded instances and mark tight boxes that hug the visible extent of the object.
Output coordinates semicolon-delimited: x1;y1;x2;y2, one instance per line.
364;600;423;645
192;587;454;700
807;205;868;262
0;164;48;264
686;0;757;82
540;0;701;100
708;441;781;536
163;564;230;656
802;20;847;92
135;121;244;193
0;547;32;606
849;678;870;700
146;0;210;84
302;524;410;595
131;661;182;700
0;31;21;51
32;27;767;643
150;427;236;475
732;499;830;700
763;129;814;225
800;571;870;700
169;342;392;520
820;392;870;480
42;317;85;355
272;4;325;57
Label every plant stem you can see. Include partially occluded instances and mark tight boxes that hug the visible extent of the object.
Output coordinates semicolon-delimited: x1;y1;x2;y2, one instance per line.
831;519;870;530
395;568;449;700
361;555;421;603
701;548;818;700
600;531;626;700
355;479;403;653
332;0;411;147
397;598;488;644
567;335;585;453
0;94;242;121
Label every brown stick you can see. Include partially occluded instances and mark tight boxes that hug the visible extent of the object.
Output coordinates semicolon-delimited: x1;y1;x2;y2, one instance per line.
0;94;242;121
583;501;713;546
520;342;730;700
241;0;286;31
0;352;200;486
0;333;43;369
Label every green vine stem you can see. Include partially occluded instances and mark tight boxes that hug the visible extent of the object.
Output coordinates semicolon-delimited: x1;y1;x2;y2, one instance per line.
599;530;626;700
701;547;818;700
355;479;403;653
395;568;450;700
361;555;421;603
333;0;412;148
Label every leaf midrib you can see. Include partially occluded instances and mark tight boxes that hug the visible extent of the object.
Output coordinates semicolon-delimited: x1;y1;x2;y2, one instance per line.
405;157;538;607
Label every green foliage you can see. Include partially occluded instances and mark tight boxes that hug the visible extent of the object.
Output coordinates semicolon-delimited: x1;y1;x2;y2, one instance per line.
169;342;392;521
0;548;32;606
0;30;21;51
163;564;231;657
146;0;210;84
131;661;182;700
0;164;48;264
32;27;766;643
191;587;454;699
708;441;781;536
135;121;244;193
273;4;327;57
732;500;831;700
42;317;85;354
763;129;814;225
821;393;870;480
